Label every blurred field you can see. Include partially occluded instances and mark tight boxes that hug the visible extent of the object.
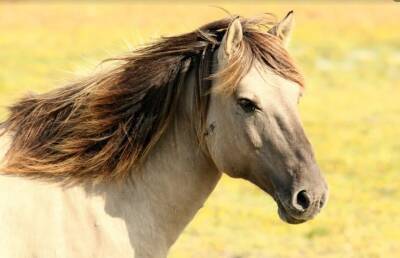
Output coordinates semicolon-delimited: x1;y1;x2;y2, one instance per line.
0;1;399;258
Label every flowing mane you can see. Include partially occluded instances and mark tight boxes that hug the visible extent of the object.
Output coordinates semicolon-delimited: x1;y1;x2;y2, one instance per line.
0;15;304;184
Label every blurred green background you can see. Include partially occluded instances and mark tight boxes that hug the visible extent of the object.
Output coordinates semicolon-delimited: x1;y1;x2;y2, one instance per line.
0;1;399;258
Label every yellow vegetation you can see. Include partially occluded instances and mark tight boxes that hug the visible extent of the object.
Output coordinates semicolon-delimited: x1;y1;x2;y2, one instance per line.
0;2;399;258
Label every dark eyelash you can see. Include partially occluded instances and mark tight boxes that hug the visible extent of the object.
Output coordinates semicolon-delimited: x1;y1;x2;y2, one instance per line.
237;98;259;113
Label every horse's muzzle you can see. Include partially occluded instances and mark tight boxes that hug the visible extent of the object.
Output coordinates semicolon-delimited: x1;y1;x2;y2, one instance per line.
276;188;328;224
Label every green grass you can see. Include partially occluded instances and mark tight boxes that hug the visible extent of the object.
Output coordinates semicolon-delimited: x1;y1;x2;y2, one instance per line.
0;2;399;258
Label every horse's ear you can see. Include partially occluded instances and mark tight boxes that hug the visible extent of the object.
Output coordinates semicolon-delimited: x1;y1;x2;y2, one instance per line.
221;18;243;58
268;11;294;47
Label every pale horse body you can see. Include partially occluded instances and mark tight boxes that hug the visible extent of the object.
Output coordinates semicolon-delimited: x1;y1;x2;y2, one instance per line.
0;13;328;258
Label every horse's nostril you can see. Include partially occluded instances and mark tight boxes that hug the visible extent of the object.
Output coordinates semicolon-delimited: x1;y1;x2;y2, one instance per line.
319;192;327;209
294;190;311;211
319;200;324;209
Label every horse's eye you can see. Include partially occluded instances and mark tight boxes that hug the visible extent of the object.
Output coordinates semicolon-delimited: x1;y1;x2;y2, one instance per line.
237;98;258;113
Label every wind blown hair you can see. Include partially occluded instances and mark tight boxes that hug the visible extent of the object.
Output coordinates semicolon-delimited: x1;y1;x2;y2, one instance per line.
0;15;304;184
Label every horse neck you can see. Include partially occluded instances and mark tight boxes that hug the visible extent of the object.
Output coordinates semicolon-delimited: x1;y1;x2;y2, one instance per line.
86;66;221;256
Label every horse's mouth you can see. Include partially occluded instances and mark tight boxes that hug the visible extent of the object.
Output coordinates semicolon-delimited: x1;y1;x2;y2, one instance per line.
257;185;308;224
277;202;307;224
252;178;318;225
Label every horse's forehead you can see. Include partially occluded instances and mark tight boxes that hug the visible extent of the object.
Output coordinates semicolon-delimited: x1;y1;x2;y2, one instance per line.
238;65;301;100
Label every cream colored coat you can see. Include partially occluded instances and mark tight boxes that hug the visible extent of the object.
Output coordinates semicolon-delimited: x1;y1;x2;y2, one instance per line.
0;116;221;258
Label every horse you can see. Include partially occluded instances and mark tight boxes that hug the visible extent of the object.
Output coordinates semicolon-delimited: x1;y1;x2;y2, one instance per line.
0;11;328;258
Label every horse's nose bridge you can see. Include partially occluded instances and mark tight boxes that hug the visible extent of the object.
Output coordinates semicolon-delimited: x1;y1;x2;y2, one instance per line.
297;161;326;189
273;108;314;161
286;151;326;194
271;107;328;201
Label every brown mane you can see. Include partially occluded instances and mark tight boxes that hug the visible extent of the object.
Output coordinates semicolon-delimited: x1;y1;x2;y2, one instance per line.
0;15;304;184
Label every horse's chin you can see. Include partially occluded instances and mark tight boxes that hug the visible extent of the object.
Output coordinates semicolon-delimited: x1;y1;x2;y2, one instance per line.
277;202;307;225
255;183;311;225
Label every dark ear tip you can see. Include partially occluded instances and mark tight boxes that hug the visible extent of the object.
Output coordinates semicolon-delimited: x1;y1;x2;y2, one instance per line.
232;16;241;24
287;10;294;16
